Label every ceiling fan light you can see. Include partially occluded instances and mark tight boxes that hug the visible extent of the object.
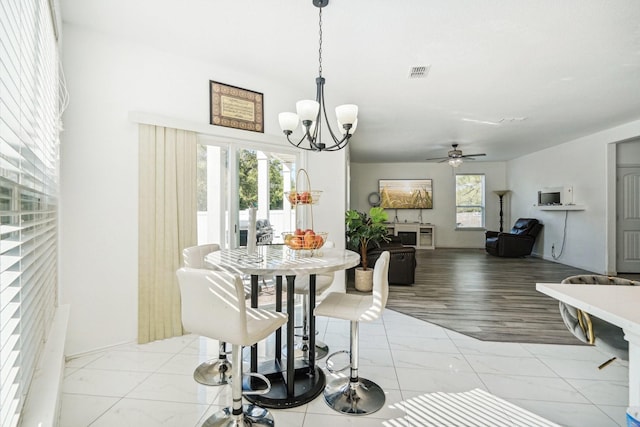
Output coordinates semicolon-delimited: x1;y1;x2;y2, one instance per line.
278;112;299;132
448;158;463;167
296;100;320;122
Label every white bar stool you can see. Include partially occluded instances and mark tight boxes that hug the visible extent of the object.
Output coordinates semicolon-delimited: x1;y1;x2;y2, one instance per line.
314;251;390;415
183;244;231;386
177;268;288;427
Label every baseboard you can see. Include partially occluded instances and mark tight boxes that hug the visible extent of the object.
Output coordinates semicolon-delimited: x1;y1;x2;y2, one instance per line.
20;304;70;427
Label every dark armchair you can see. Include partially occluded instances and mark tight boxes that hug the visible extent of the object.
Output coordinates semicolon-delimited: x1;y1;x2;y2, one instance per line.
485;218;543;257
367;236;417;285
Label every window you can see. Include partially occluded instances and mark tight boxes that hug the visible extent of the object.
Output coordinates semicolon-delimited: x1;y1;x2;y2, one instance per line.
455;174;485;228
0;1;61;426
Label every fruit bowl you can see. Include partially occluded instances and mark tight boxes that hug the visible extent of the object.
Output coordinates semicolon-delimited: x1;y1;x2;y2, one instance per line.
285;190;322;205
282;230;328;250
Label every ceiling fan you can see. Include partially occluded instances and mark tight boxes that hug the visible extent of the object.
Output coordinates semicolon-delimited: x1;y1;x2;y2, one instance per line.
425;143;486;167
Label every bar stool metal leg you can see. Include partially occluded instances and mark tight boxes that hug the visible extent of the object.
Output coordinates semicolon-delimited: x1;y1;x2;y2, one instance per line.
194;342;231;386
323;321;385;415
202;344;274;427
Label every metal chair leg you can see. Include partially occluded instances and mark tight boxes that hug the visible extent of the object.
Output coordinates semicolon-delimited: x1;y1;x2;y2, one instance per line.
323;321;385;415
201;344;274;427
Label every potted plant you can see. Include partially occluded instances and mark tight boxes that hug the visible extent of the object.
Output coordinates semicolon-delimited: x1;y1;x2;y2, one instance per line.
345;207;391;291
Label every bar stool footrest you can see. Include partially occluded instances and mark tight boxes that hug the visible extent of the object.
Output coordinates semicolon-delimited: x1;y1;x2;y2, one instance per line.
325;350;350;374
242;372;271;396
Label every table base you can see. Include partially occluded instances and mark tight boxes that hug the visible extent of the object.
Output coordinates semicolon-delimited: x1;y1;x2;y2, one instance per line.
245;362;325;409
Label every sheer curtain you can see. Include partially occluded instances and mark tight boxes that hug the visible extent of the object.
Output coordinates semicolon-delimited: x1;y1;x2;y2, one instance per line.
138;124;197;343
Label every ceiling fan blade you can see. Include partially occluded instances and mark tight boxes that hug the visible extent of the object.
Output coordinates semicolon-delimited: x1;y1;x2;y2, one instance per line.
461;153;486;158
425;156;449;161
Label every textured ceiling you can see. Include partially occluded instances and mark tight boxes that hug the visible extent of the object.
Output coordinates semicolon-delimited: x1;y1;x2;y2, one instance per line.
60;0;640;163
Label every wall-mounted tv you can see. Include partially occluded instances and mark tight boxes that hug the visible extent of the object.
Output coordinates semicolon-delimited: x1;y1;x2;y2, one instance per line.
379;179;433;209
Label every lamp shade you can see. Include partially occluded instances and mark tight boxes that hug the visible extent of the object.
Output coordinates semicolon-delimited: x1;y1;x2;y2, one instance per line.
335;104;358;125
296;100;320;122
278;112;299;132
338;118;358;135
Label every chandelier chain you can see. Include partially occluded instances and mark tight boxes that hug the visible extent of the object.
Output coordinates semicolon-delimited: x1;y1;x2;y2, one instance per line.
318;7;323;76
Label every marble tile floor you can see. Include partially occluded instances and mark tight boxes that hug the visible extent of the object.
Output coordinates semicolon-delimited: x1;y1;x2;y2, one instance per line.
60;309;630;426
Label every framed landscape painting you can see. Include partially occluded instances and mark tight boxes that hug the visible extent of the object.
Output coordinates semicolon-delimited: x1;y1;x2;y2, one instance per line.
379;179;433;209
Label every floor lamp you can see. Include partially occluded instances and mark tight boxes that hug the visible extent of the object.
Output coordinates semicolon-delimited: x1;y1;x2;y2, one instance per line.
493;190;510;232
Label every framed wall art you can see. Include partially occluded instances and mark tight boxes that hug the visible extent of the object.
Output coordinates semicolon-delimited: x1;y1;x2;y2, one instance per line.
209;81;264;133
378;179;433;209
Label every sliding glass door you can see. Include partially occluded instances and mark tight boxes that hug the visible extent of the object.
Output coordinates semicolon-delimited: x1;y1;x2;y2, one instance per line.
197;138;298;248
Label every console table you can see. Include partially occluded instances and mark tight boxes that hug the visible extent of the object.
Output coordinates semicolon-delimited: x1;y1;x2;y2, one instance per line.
385;222;435;249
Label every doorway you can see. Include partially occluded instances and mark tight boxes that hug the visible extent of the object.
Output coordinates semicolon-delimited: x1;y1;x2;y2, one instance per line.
616;165;640;273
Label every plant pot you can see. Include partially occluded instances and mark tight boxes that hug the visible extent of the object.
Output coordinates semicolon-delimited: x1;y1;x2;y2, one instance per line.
354;267;374;292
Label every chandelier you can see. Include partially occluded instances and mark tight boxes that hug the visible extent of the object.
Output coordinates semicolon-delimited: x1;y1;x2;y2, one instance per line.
278;0;358;152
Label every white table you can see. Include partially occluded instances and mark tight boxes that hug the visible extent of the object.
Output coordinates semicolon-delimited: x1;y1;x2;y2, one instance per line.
206;245;360;408
536;283;640;407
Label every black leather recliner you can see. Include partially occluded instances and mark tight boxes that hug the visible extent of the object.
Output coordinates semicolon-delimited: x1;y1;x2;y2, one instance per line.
367;237;416;285
485;218;543;257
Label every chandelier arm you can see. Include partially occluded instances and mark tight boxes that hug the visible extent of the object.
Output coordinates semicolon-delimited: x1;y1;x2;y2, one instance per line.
285;133;318;151
316;76;350;150
286;131;314;150
286;133;306;148
319;100;350;150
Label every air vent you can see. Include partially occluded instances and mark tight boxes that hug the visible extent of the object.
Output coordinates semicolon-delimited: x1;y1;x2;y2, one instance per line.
499;117;528;123
408;65;431;79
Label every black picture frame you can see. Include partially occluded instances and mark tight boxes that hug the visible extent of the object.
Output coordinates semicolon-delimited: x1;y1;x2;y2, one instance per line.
209;80;264;133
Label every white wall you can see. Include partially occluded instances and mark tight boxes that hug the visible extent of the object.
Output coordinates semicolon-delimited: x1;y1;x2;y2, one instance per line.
60;24;346;355
507;120;640;274
350;161;507;248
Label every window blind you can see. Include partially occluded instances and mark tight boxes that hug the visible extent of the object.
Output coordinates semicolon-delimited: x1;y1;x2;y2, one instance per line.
0;0;60;426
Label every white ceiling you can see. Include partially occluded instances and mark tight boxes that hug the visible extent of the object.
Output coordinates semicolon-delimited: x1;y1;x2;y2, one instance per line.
60;0;640;163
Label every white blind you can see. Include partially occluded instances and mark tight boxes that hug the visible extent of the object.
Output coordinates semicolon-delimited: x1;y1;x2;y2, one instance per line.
0;0;60;426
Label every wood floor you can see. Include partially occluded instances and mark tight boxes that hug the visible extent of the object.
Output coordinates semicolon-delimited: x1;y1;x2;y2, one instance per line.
380;248;639;345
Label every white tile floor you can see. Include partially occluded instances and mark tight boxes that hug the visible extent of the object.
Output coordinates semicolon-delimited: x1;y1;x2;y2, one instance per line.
60;309;629;426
